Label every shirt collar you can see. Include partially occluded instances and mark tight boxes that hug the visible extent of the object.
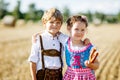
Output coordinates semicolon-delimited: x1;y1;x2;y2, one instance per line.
44;30;58;39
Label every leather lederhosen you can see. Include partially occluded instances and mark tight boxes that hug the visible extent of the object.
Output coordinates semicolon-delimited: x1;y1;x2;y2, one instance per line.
36;35;63;80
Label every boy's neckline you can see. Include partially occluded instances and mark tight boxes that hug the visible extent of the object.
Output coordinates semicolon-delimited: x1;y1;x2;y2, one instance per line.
44;31;58;39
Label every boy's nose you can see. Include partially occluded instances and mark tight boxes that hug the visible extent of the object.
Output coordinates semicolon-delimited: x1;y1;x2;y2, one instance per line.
53;23;58;26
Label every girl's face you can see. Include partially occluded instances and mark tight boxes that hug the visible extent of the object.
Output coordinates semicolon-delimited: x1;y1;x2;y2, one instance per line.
45;18;62;36
70;21;87;40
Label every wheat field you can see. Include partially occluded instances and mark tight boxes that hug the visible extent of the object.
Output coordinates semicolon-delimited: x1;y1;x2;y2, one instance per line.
0;23;120;80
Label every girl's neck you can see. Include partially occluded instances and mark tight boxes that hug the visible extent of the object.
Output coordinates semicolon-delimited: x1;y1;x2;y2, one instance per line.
71;38;83;47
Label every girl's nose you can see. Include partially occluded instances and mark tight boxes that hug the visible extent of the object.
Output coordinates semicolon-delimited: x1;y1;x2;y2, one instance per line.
77;30;81;33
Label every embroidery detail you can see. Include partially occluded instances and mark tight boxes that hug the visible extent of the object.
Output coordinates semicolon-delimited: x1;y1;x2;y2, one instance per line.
68;38;91;53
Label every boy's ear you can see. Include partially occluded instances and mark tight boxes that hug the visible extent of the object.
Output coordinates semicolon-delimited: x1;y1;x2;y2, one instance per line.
67;26;71;31
43;23;46;26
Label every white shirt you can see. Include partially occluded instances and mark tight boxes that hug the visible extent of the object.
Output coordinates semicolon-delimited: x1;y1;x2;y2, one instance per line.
58;32;69;46
28;31;65;71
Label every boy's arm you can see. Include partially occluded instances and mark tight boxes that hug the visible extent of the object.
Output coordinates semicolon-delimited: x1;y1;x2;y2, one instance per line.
30;62;37;80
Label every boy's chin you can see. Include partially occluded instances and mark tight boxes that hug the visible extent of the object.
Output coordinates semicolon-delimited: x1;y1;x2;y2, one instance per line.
50;30;58;34
49;31;58;35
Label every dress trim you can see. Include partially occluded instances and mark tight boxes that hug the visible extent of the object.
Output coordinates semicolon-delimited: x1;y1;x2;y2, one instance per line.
68;38;91;53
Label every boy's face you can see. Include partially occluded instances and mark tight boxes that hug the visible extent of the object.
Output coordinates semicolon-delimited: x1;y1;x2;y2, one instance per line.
45;18;62;36
70;21;86;40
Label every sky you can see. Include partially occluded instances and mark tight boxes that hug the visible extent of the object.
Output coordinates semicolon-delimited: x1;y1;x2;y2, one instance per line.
4;0;120;14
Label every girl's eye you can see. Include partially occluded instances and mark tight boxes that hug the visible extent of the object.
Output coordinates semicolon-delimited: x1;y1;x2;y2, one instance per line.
75;28;79;31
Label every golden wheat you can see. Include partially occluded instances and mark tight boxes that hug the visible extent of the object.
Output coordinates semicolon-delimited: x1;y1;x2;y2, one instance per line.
0;23;120;80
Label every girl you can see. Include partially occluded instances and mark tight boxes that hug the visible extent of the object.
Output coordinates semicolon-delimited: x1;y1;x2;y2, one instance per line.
63;15;99;80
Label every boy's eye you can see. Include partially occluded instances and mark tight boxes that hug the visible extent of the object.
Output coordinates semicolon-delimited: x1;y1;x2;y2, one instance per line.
56;22;61;24
49;21;61;25
81;29;85;31
50;21;54;23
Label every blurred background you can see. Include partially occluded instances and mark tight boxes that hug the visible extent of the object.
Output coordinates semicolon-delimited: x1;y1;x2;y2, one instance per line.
0;0;120;80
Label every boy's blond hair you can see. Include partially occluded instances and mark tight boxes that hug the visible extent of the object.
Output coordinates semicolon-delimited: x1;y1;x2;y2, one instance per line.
42;8;63;24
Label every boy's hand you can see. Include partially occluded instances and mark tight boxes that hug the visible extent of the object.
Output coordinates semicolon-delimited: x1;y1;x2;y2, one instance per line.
83;38;90;45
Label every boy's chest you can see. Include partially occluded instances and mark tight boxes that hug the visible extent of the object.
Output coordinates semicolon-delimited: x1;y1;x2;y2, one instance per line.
41;36;60;51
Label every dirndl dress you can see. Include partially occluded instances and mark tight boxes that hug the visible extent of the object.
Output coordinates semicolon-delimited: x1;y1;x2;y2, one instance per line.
63;38;96;80
63;67;96;80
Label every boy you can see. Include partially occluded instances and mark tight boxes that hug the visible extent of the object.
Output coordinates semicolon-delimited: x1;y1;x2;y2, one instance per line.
28;8;63;80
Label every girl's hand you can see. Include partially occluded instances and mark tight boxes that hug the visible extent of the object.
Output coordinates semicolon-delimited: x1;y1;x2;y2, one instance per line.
32;32;39;43
32;31;44;43
85;60;93;68
83;38;90;45
84;47;99;70
84;59;99;70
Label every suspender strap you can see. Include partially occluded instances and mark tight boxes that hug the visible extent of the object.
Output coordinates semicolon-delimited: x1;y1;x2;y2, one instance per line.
39;35;63;70
59;43;63;68
39;35;45;70
39;35;44;50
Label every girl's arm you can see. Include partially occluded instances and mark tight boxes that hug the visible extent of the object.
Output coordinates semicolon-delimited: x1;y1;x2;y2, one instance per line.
32;31;44;43
57;32;69;45
30;62;37;80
